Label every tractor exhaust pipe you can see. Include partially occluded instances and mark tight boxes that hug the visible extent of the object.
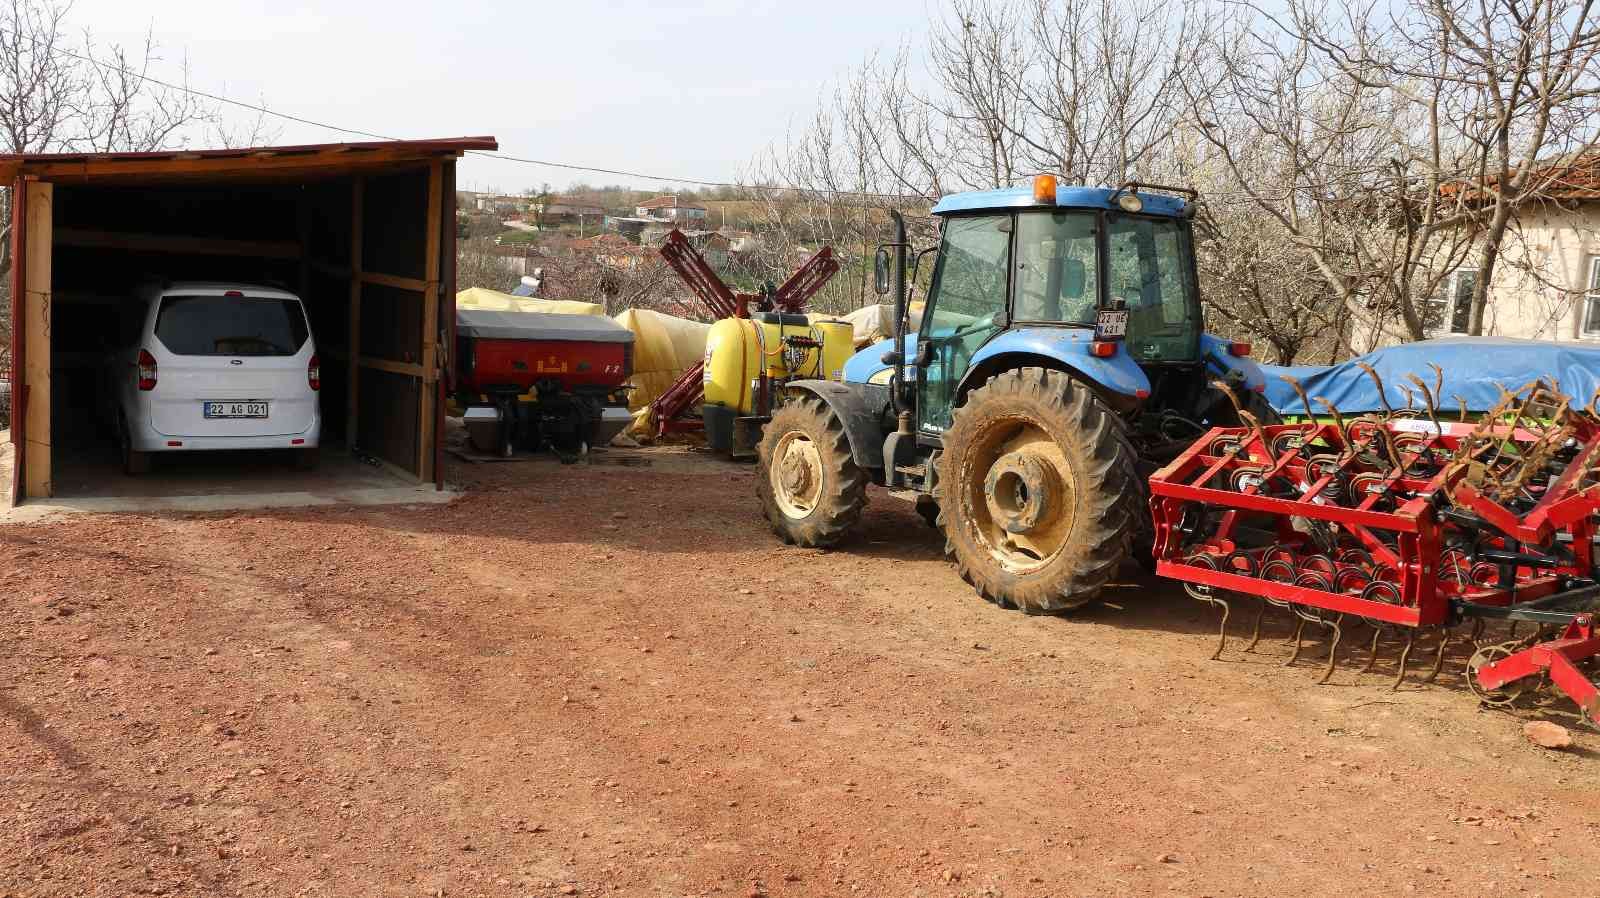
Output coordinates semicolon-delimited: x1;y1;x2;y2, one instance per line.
887;209;910;428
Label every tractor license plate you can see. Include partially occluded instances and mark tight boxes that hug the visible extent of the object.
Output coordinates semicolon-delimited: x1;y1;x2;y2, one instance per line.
204;401;268;419
1095;309;1128;339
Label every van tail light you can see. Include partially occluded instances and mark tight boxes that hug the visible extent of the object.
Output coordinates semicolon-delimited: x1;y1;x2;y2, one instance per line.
1228;341;1252;357
137;349;158;391
308;353;321;391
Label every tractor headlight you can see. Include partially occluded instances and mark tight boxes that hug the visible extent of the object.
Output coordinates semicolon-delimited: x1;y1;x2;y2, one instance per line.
1117;193;1144;213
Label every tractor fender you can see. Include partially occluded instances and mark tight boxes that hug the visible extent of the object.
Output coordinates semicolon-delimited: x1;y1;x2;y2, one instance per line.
841;336;915;386
956;328;1151;410
781;379;894;470
1199;333;1268;394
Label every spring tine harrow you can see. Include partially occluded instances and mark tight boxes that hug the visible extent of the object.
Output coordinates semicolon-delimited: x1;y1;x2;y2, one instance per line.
1149;380;1600;723
1319;615;1344;685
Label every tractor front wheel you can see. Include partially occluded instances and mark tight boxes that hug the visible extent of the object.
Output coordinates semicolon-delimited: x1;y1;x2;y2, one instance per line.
757;396;868;547
938;368;1137;613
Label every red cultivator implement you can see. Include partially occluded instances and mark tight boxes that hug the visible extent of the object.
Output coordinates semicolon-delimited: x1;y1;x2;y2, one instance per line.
1150;379;1600;723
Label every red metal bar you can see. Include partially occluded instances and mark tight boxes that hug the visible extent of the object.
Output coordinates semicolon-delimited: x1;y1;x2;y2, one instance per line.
1156;480;1424;532
769;246;840;312
1475;616;1600;723
1155;560;1426;626
658;230;739;319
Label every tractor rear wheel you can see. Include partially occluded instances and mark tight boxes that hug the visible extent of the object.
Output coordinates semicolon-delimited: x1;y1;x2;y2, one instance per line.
938;367;1137;613
757;396;868;547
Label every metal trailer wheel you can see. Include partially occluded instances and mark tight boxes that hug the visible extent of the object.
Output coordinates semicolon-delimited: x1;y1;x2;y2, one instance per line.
937;367;1137;613
755;396;867;547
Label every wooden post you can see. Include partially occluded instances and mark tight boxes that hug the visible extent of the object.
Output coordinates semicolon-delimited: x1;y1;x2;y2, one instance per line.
346;176;364;449
418;160;443;480
22;181;52;499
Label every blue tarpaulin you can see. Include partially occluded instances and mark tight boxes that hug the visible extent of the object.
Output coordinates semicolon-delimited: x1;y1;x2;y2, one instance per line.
1259;337;1600;416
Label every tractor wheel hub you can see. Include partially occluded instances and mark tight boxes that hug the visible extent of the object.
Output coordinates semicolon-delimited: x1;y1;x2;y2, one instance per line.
984;451;1060;535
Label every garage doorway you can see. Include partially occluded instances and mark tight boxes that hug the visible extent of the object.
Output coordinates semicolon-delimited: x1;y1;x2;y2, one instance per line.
5;137;495;506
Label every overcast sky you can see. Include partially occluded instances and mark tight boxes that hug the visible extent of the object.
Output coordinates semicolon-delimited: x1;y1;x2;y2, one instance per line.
66;0;929;193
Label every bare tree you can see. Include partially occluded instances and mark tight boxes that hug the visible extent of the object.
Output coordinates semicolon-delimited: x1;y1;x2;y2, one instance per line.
455;238;520;293
1190;0;1600;345
0;0;250;368
743;0;1207;318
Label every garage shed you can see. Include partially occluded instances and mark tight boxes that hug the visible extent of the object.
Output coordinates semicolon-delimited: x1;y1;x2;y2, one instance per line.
3;136;497;505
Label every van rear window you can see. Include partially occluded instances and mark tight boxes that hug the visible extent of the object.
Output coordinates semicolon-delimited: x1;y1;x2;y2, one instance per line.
154;295;309;356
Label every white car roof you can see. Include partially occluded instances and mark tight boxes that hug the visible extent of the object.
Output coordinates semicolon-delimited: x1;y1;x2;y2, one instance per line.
157;282;302;301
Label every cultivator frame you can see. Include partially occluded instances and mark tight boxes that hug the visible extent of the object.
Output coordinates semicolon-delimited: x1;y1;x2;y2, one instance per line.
1149;380;1600;723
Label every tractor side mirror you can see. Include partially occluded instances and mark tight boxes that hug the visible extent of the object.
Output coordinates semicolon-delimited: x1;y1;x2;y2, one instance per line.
873;247;892;296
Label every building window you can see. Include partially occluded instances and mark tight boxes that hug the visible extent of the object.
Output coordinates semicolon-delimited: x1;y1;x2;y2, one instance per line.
1425;270;1476;335
1585;257;1600;337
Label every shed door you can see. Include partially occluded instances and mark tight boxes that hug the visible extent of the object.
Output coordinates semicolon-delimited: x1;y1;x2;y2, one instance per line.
351;161;449;481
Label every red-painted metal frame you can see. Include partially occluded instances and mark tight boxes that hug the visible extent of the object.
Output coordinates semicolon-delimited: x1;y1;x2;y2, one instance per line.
1475;615;1600;722
1149;417;1600;628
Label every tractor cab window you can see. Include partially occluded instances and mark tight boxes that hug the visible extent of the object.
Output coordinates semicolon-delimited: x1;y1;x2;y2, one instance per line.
1013;211;1098;325
918;214;1011;433
1106;215;1200;362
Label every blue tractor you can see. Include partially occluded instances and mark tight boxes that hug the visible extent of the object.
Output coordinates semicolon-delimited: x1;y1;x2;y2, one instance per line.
756;177;1273;612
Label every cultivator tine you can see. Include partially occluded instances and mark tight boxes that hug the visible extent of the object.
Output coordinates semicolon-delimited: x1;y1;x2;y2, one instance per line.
1392;630;1416;690
1212;379;1275;464
1406;373;1444;435
1318;615;1344;685
1282;375;1317;422
1312;395;1350;438
1355;362;1394;415
1361;626;1383;673
1210;594;1231;661
1423;628;1451;684
1287;616;1307;666
1245;599;1268;652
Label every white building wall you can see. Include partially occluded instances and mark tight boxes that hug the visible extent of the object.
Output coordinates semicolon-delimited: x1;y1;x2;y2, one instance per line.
1481;205;1600;341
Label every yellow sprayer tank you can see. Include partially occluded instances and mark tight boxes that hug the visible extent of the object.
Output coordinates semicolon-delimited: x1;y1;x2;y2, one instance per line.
702;313;853;455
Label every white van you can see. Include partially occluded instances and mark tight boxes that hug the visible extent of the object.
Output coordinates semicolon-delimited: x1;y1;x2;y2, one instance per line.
109;282;321;474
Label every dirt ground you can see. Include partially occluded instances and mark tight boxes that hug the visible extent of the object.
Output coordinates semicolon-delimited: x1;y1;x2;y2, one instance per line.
4;446;1600;898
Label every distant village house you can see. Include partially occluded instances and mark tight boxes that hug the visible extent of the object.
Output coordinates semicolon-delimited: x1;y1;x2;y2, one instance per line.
634;195;708;224
532;197;605;223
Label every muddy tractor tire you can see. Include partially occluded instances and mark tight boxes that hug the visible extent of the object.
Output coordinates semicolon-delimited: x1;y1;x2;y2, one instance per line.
757;396;868;548
937;367;1138;613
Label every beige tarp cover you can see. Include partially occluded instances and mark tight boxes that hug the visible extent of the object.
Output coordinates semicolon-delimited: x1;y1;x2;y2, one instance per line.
840;302;925;347
455;288;606;316
613;308;712;433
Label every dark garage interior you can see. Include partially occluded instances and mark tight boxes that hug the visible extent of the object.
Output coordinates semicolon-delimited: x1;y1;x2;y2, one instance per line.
5;137;497;504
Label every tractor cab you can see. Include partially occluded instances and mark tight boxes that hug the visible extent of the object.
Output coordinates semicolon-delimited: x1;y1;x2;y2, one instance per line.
756;177;1268;615
853;178;1262;446
902;180;1208;437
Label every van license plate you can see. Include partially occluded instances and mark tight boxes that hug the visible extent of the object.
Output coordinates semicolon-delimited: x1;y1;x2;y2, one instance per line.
204;401;268;419
1095;309;1128;339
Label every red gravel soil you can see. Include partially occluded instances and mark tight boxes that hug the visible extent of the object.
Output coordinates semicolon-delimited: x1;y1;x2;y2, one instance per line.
4;446;1600;897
